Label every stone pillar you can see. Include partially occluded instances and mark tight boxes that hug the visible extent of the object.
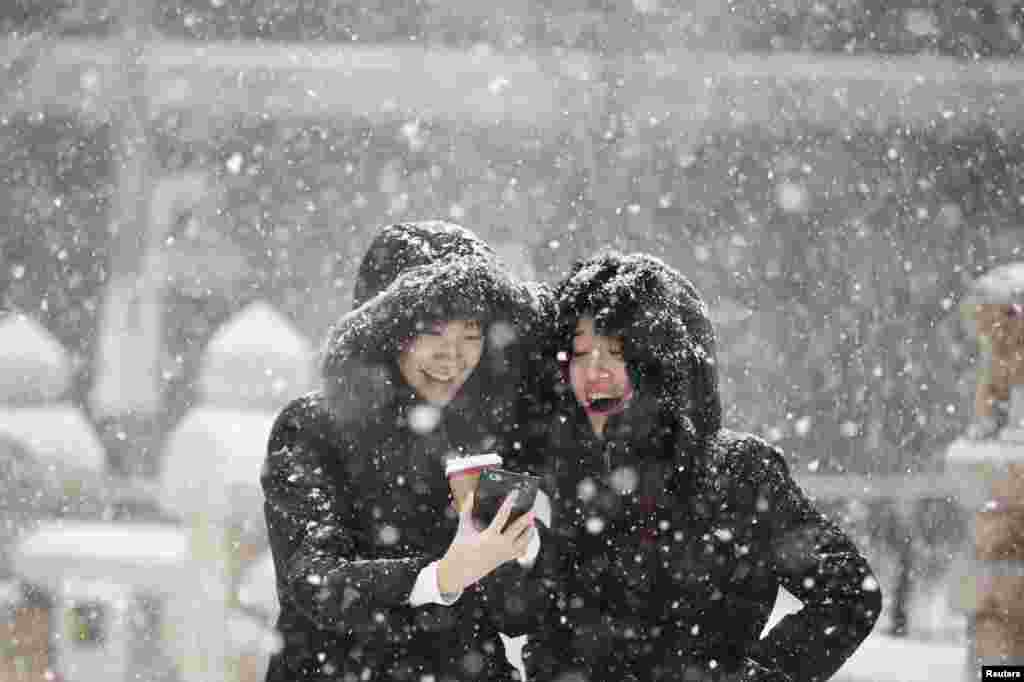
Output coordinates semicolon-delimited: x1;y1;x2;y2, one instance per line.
160;302;312;682
948;267;1024;679
0;313;107;515
0;313;110;681
173;514;236;682
948;436;1024;674
0;583;50;682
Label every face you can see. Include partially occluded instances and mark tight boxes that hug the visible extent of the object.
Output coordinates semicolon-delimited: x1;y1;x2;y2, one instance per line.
398;319;484;405
569;317;633;415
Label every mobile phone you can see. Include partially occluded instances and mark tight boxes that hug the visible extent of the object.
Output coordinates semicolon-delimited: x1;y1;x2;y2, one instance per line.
472;468;542;531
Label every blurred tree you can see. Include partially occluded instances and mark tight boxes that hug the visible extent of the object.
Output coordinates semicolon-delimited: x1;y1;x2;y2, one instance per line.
88;0;162;478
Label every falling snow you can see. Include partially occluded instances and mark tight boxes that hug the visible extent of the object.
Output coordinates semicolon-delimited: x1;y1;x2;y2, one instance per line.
0;2;1016;681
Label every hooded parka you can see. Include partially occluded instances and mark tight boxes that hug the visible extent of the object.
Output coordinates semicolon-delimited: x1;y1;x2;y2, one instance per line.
520;252;882;682
261;222;541;682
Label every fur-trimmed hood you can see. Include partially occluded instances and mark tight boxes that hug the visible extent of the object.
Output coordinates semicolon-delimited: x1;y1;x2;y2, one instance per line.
321;221;540;440
550;250;723;441
352;221;497;308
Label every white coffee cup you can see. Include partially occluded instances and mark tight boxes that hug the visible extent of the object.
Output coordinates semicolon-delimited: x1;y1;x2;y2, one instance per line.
445;453;503;512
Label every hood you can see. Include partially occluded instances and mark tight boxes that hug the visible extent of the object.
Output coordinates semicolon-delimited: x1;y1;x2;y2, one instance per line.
321;223;540;443
550;251;722;441
352;221;497;308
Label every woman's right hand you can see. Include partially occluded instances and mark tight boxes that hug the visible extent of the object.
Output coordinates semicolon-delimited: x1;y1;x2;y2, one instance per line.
436;490;535;594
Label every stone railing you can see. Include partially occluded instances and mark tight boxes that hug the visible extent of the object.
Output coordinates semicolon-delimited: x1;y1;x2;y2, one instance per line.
5;37;1024;133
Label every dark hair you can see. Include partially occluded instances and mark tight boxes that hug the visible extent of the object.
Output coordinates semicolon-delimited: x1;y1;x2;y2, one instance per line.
552;252;663;390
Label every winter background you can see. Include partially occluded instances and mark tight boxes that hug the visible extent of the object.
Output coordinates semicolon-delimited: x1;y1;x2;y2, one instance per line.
2;0;1023;680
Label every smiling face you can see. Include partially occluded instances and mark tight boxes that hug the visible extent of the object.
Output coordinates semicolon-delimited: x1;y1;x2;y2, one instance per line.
398;319;484;405
569;317;634;432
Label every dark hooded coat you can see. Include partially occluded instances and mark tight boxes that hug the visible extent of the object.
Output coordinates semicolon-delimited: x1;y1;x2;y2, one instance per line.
261;222;541;682
519;252;881;682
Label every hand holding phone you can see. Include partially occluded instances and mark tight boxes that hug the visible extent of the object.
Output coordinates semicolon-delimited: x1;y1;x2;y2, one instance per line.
472;468;542;531
437;488;536;593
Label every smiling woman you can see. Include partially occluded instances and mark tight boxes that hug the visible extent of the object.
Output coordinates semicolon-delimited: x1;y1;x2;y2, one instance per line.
398;319;485;406
260;221;545;682
520;250;882;682
568;316;635;435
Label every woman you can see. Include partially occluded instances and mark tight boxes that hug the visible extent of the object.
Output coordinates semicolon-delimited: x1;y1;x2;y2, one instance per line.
262;221;542;682
521;251;882;682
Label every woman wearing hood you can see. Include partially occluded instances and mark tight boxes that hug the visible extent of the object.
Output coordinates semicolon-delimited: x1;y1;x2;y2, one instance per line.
520;251;881;682
261;221;542;682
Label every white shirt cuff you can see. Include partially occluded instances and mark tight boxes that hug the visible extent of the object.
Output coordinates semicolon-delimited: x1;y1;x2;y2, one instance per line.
408;561;462;606
517;526;541;566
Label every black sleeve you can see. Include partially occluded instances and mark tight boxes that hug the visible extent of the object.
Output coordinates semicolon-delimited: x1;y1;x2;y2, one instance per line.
474;517;556;638
520;521;588;681
747;443;882;682
261;400;433;634
483;431;561;639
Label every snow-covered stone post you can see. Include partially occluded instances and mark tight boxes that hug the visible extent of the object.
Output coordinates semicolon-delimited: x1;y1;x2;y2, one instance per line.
947;263;1024;677
160;302;312;682
0;314;107;495
0;312;108;680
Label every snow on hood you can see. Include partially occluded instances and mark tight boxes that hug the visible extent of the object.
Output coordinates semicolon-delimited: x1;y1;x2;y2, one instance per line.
551;250;723;441
321;221;540;428
351;221;497;308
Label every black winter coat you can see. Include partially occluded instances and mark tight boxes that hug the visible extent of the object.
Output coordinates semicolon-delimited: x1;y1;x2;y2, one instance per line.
519;252;882;682
262;222;541;682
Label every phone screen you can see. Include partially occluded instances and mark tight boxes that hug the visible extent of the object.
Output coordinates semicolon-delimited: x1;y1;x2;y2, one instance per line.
472;468;542;531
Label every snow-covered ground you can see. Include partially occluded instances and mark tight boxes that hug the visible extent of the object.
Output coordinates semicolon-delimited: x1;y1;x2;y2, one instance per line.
832;632;965;682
